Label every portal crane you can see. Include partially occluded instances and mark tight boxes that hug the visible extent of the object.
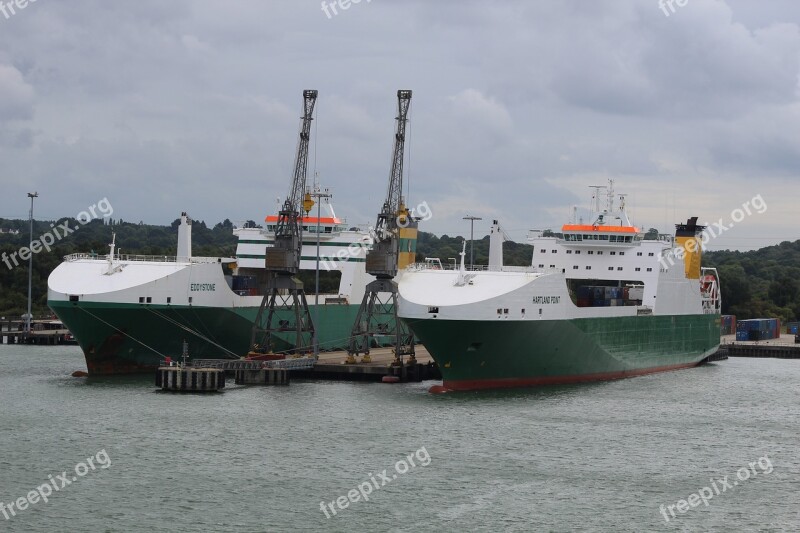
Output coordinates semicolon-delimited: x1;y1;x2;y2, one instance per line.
250;90;318;356
348;90;416;365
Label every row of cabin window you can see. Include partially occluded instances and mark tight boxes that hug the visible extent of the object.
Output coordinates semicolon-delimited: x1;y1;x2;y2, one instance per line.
138;297;184;303
563;234;634;243
542;249;655;257
266;225;334;233
537;264;653;272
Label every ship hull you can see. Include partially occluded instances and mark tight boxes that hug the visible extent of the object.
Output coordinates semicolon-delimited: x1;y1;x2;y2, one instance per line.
403;313;719;391
49;300;361;375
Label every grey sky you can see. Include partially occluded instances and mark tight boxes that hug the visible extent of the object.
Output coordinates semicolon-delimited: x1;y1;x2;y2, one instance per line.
1;0;799;250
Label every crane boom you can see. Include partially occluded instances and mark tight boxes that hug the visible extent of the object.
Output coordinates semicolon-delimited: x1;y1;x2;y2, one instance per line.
365;90;413;279
266;89;318;275
378;89;412;235
286;89;318;224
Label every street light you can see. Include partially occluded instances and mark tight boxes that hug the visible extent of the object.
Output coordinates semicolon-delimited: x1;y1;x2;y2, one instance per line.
26;192;38;336
309;186;332;359
462;215;482;270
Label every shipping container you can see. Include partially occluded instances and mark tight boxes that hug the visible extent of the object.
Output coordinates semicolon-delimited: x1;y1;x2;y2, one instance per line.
737;318;780;340
627;286;644;300
720;314;736;335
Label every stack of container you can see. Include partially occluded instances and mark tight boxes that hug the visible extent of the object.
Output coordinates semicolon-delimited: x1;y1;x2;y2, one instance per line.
735;318;781;341
576;286;593;307
605;286;624;306
720;315;736;335
231;275;259;296
574;285;638;307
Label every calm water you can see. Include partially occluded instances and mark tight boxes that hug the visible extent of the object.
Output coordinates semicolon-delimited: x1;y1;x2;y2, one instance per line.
0;345;798;532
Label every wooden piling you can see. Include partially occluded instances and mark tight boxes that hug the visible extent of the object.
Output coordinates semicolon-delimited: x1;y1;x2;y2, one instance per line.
156;367;225;392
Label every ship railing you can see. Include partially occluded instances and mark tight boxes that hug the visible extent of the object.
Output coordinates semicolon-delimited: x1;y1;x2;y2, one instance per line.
63;253;101;261
192;358;317;370
407;263;538;273
63;253;227;263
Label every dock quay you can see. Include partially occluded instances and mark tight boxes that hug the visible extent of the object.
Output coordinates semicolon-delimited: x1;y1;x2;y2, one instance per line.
718;334;800;360
294;346;440;382
703;349;728;362
192;346;440;384
1;319;76;345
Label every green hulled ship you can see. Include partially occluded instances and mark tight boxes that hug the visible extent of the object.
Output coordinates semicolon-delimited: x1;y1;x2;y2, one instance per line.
398;182;721;392
48;206;382;374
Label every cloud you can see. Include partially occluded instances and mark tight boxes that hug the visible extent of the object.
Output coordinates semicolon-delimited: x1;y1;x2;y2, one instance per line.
0;0;798;250
0;63;35;121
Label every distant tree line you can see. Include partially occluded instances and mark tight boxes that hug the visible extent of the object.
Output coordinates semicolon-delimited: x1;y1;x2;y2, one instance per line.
0;217;796;322
0;217;238;317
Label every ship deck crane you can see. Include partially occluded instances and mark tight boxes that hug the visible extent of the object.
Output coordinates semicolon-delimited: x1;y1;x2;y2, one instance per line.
348;90;416;366
249;90;318;357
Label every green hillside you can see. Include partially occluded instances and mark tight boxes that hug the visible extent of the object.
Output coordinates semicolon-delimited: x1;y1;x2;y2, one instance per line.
1;217;797;323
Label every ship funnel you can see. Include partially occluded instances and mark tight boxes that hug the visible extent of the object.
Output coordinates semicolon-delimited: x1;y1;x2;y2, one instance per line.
674;216;704;280
177;212;192;261
397;208;419;271
489;219;505;270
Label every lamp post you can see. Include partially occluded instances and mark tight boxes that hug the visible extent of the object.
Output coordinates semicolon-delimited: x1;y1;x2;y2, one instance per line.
462;215;482;270
26;192;38;335
310;186;331;359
